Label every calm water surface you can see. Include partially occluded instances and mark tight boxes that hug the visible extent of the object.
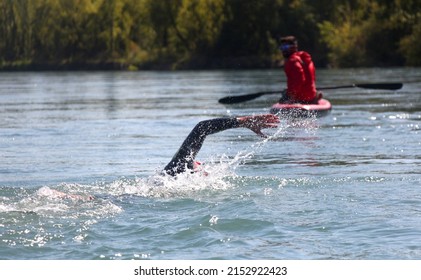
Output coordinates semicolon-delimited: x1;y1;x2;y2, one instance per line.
0;68;420;259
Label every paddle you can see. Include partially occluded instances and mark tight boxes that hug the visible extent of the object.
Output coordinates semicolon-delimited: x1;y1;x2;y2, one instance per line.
218;82;403;104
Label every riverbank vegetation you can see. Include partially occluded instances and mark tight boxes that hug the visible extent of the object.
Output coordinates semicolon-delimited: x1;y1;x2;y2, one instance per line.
1;0;420;70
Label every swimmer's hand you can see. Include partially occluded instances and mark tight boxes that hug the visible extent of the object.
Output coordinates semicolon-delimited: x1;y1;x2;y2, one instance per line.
237;114;280;137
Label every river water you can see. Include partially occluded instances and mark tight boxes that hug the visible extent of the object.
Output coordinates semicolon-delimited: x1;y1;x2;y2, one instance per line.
0;68;420;260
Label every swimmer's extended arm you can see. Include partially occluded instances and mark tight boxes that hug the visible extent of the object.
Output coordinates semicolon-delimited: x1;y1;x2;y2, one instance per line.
163;114;279;176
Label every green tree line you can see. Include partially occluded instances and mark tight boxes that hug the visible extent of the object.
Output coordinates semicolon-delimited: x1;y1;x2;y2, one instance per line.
1;0;420;70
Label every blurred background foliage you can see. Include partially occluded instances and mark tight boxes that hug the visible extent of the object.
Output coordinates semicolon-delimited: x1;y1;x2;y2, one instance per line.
1;0;420;70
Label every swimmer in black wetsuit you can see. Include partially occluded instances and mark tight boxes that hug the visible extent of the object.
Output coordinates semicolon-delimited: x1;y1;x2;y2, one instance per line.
163;114;280;176
47;114;279;200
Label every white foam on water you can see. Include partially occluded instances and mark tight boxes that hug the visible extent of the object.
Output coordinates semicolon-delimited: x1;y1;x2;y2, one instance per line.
0;185;122;221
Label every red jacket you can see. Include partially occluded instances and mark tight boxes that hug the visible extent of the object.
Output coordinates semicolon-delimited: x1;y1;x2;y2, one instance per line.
284;51;317;102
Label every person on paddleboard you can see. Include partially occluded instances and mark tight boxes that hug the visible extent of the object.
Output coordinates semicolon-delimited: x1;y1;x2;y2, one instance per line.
163;114;279;176
279;36;322;104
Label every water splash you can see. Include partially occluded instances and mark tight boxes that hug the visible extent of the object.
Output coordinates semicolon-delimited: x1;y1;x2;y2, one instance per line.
96;119;298;198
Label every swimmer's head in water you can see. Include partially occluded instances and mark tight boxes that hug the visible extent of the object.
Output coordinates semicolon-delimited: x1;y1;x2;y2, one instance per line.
193;161;208;176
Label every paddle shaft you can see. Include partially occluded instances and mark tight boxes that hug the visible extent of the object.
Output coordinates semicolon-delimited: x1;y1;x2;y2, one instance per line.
218;82;403;104
319;83;402;90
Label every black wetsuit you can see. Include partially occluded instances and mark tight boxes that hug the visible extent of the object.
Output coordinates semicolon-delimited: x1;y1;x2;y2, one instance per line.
163;117;240;176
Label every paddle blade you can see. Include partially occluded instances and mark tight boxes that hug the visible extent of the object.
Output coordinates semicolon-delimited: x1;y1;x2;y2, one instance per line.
218;90;281;104
218;93;264;104
355;83;403;90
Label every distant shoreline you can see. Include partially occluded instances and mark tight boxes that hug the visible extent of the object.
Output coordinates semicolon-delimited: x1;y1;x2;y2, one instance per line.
0;56;283;71
1;58;406;72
